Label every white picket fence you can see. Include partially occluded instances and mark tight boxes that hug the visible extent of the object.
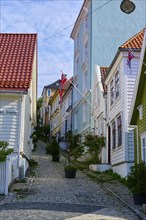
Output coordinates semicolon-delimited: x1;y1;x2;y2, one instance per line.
0;154;18;195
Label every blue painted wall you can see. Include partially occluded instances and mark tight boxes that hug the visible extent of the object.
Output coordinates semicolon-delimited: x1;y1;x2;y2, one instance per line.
72;0;145;135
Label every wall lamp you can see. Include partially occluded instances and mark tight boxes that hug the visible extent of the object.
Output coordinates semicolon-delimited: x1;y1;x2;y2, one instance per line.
120;0;136;14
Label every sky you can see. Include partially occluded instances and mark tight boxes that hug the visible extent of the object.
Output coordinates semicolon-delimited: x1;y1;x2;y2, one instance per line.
0;0;83;97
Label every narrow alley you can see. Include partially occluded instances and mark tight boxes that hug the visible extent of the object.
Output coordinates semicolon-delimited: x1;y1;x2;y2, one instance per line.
0;141;143;220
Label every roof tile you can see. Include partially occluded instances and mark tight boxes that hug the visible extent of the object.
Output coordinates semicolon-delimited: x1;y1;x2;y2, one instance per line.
120;29;145;49
0;33;37;91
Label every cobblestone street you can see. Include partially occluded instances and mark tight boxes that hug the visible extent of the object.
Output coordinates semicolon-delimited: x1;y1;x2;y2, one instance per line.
0;141;145;220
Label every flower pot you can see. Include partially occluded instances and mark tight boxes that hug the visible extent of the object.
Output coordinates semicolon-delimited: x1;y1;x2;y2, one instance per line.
65;170;76;178
133;193;146;205
52;155;60;162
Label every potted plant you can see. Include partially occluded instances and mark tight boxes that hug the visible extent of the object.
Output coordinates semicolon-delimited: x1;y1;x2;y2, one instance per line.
127;162;146;205
64;131;83;178
51;137;60;162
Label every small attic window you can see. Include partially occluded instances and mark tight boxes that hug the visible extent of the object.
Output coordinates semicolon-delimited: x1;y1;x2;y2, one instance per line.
47;89;51;97
137;105;143;120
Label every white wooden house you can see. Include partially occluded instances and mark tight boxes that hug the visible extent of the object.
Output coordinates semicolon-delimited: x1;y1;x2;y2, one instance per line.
104;29;144;177
91;65;108;164
0;34;37;190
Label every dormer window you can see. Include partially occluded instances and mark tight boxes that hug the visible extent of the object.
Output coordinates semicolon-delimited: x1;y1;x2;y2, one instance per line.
137;105;143;120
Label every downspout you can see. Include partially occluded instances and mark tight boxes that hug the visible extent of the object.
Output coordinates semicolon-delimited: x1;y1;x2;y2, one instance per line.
129;125;139;164
90;0;92;132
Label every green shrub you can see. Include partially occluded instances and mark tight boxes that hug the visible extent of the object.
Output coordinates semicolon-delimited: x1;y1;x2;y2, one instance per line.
0;140;13;162
84;134;105;163
51;138;59;156
46;143;51;154
127;162;146;193
64;165;77;171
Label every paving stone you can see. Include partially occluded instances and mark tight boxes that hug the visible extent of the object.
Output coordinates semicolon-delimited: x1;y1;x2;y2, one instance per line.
0;140;145;220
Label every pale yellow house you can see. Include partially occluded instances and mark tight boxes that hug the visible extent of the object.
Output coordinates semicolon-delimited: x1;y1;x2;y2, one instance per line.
41;80;60;125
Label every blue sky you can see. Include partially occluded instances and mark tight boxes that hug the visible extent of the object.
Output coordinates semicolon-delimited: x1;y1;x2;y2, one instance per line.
1;0;83;97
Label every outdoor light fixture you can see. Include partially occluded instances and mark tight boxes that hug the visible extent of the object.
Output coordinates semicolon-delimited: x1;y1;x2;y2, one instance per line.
120;0;136;14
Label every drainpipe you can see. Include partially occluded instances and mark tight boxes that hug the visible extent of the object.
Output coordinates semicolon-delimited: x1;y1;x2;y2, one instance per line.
129;125;139;164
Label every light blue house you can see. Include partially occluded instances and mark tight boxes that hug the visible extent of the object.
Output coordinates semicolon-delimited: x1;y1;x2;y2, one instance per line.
70;0;145;136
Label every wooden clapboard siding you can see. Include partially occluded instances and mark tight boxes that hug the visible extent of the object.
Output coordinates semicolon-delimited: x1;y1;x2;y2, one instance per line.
125;58;140;117
0;95;21;152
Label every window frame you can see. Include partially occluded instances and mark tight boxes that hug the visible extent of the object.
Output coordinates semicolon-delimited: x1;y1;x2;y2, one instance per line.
112;121;116;149
110;80;114;105
141;131;146;164
115;71;120;98
117;115;122;147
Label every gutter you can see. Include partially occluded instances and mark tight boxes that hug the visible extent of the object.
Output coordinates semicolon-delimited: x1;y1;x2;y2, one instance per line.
0;90;28;95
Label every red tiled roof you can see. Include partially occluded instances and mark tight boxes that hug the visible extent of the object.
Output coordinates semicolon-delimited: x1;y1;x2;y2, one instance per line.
120;29;145;49
0;34;37;91
100;67;108;93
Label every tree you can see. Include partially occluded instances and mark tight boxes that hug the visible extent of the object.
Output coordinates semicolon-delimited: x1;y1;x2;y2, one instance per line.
84;134;105;163
65;131;84;166
37;97;43;110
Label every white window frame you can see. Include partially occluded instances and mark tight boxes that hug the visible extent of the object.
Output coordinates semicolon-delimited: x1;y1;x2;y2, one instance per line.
137;105;143;120
110;79;114;105
115;71;120;98
141;131;146;163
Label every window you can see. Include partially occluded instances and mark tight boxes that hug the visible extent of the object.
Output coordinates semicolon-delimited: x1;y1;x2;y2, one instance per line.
77;33;79;47
47;89;51;97
141;132;146;163
75;112;78;129
115;71;120;98
84;16;88;30
75;57;79;75
74;82;79;102
112;121;116;149
83;41;88;62
83;102;87;122
117;115;122;146
110;80;114;105
83;71;87;92
137;105;143;120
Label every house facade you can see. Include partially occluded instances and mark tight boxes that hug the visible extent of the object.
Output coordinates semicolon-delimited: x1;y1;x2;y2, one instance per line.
105;29;144;177
70;0;145;137
61;79;73;140
0;33;37;181
91;65;108;163
49;90;60;139
41;80;60;126
129;30;146;164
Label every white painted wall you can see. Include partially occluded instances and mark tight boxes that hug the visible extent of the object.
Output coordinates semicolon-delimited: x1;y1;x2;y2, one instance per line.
105;51;140;177
92;65;107;163
0;95;21;152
